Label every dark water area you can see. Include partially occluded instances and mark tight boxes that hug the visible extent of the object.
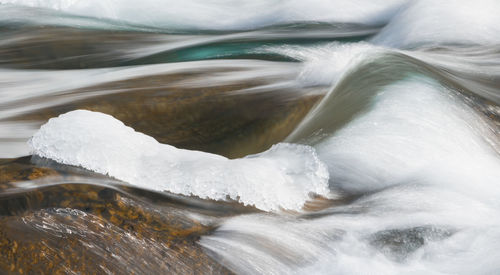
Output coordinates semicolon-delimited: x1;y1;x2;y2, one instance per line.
1;2;500;274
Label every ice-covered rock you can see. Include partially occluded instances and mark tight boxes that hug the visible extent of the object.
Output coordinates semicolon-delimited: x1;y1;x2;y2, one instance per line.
29;110;330;211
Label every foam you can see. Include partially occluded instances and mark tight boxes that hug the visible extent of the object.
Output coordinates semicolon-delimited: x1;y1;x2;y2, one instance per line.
201;77;500;274
261;42;383;86
372;0;500;48
2;0;408;30
314;77;499;194
28;110;330;211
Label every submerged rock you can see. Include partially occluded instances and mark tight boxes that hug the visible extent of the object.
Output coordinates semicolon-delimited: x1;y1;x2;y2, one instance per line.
0;156;256;274
369;226;454;262
0;26;158;69
8;72;321;158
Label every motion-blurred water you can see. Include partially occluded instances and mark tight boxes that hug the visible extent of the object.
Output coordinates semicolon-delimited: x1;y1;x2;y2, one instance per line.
1;1;500;274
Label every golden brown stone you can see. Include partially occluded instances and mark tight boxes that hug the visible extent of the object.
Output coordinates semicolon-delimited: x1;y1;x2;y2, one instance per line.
9;73;322;158
0;157;255;274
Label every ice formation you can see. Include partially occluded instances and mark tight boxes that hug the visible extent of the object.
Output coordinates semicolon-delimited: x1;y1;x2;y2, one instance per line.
29;110;330;211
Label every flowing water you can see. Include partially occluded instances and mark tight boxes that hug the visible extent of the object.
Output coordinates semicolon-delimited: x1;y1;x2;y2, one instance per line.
1;0;500;274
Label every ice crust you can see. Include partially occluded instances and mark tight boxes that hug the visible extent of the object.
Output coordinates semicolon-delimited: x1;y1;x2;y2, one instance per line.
28;110;330;212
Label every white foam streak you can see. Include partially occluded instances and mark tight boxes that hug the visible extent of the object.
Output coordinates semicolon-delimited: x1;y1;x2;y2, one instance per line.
264;42;500;107
201;77;500;274
372;0;500;48
28;110;330;211
317;77;499;194
4;0;500;48
202;182;500;274
261;42;382;86
1;0;408;30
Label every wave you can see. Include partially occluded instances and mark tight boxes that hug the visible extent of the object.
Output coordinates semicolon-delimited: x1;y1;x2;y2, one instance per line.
286;51;499;142
265;42;500;102
281;46;500;194
28;110;330;211
201;59;500;275
259;42;383;86
315;76;498;194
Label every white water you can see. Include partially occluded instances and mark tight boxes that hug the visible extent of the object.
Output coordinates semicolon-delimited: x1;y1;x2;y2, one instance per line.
29;110;330;212
316;77;499;194
4;0;500;49
261;42;382;86
7;0;500;273
201;76;500;274
0;0;408;30
372;0;500;48
263;41;500;105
